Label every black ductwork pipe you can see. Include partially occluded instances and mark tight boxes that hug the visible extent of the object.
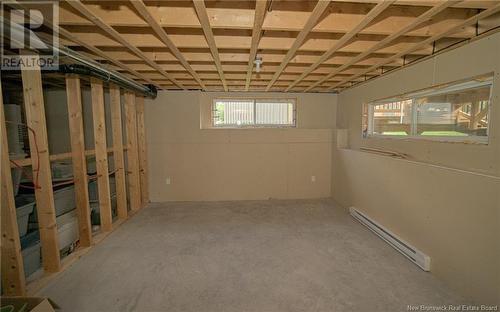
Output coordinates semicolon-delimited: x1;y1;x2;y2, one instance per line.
1;14;157;98
58;64;157;99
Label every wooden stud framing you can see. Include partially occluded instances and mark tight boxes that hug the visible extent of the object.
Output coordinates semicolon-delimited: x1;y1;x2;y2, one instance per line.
302;0;458;92
131;0;206;90
192;0;228;91
12;2;160;88
66;0;184;89
265;0;331;91
326;3;500;91
286;0;395;91
135;96;149;207
1;83;26;296
65;75;92;246
20;53;61;272
57;27;160;88
90;78;113;232
245;0;268;91
109;84;128;219
41;1;497;92
124;92;142;211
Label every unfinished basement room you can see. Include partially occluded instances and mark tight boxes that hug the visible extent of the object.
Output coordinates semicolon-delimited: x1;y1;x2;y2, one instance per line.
0;0;499;311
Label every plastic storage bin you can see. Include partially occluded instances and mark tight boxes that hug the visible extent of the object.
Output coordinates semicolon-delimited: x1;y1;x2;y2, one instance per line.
57;209;79;250
88;176;116;201
26;209;79;253
15;196;35;237
54;185;76;216
29;185;76;223
52;161;73;179
10;153;26;196
90;195;117;225
20;231;41;277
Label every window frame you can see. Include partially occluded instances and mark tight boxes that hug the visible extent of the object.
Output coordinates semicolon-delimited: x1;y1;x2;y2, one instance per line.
363;74;494;144
211;97;297;128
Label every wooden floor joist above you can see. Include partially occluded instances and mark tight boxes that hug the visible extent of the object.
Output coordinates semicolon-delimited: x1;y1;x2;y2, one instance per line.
11;1;500;93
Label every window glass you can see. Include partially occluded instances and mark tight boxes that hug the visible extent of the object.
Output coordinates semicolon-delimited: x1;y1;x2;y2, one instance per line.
363;74;492;143
370;100;412;136
255;100;294;125
213;99;296;127
415;85;490;137
213;100;254;127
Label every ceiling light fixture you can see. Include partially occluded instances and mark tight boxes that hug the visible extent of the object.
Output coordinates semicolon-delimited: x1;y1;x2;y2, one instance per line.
254;56;263;73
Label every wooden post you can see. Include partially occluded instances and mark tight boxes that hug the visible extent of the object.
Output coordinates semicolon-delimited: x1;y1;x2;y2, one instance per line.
469;101;479;130
90;78;113;232
65;75;92;246
109;84;128;219
124;92;141;211
1;83;27;295
20;53;61;272
136;96;149;207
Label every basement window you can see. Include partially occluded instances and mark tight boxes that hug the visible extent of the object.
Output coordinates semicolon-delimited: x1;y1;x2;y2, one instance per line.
362;74;493;144
212;98;296;128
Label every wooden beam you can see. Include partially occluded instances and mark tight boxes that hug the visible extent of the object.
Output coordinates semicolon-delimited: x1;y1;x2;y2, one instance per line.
11;2;161;89
57;27;160;88
1;83;26;296
58;2;482;35
10;147;127;169
245;0;268;91
302;0;457;91
286;0;395;91
65;75;92;247
135;96;149;207
265;0;331;91
90;78;113;232
130;0;206;90
124;92;142;212
326;3;500;91
109;84;128;220
475;104;489;121
66;0;184;89
20;53;61;272
192;0;228;91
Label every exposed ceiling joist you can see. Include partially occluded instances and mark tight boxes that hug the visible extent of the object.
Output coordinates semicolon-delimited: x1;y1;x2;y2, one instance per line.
130;0;207;90
327;2;500;92
192;0;228;91
265;0;332;91
285;0;395;91
304;0;461;92
66;0;185;89
27;0;498;92
245;0;268;91
57;28;161;88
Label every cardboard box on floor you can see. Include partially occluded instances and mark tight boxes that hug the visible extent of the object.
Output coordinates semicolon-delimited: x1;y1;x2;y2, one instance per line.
0;297;59;312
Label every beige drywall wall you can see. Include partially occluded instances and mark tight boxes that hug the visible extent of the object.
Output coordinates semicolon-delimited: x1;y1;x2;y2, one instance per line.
333;32;500;304
145;91;336;201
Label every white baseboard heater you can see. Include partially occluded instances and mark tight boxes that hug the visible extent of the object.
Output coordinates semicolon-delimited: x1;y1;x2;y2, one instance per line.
349;207;431;271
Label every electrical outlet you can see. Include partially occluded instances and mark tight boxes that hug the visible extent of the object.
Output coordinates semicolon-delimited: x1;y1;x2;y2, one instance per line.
311;175;316;182
166;177;171;185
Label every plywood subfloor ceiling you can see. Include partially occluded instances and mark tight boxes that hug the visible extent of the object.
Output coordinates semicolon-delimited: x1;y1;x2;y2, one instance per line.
44;1;500;92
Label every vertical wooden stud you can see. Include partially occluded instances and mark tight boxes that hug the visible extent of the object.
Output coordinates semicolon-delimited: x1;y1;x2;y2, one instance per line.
1;82;27;295
124;92;141;211
109;84;127;219
65;75;92;246
90;78;112;232
136;96;149;207
20;53;61;272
